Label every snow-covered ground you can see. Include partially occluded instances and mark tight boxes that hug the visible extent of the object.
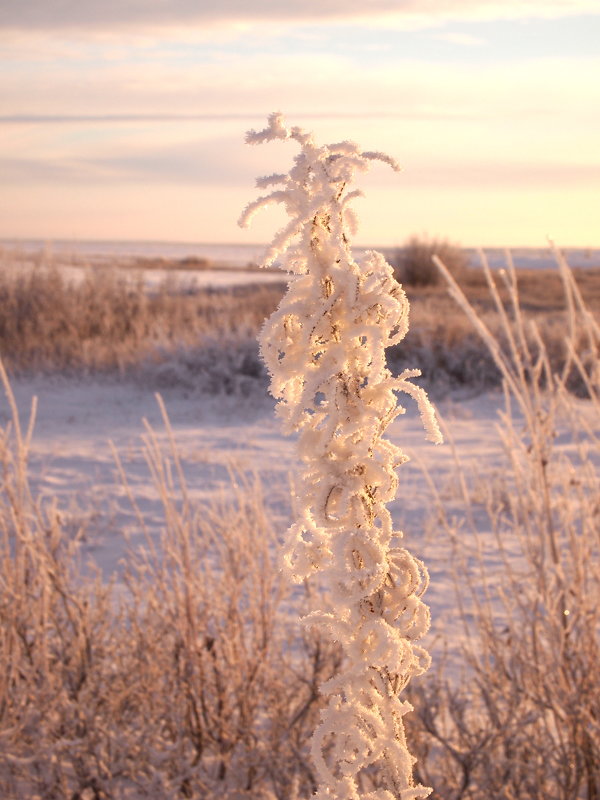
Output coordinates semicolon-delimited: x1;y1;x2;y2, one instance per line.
0;259;286;290
1;375;546;659
4;365;599;678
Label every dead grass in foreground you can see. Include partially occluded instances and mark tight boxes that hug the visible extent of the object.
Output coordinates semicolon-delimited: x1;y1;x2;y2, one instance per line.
0;257;598;798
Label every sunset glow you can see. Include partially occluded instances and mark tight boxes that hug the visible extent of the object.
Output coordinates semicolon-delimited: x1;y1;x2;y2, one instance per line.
1;1;599;247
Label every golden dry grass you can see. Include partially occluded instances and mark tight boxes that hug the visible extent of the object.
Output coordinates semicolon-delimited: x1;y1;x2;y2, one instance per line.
1;251;600;396
0;364;339;798
0;262;284;376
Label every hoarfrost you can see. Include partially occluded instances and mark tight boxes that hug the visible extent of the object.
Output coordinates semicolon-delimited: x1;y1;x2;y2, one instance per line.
240;114;442;800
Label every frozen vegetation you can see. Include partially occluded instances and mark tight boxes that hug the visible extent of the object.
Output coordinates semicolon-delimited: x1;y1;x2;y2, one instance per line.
240;113;441;799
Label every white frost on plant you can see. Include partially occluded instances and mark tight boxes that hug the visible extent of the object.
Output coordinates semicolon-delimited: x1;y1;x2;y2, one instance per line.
240;113;442;800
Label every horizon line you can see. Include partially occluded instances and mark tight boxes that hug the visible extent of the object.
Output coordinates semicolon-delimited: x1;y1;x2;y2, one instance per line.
2;236;598;252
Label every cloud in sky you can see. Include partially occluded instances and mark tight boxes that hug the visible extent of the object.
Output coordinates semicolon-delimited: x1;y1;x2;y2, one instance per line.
0;53;600;147
1;0;599;32
2;48;598;126
0;136;260;186
1;2;598;245
4;149;598;191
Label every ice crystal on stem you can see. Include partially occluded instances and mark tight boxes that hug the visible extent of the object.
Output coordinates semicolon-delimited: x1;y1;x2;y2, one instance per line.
239;113;442;800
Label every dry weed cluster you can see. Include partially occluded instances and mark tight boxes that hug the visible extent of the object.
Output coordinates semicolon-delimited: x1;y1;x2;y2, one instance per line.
0;366;340;798
404;251;600;799
0;261;282;387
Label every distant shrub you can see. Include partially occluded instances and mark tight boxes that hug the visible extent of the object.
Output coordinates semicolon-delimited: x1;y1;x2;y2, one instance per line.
392;235;469;287
129;255;213;270
146;337;266;395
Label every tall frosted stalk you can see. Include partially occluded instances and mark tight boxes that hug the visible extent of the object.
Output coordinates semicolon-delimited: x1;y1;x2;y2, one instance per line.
239;114;442;800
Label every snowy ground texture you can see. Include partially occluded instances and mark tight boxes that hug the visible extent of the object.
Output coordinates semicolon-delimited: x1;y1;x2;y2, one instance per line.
7;372;596;664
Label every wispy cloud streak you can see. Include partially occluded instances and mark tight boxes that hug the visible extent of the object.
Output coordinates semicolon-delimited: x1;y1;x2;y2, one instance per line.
0;111;484;125
1;0;598;32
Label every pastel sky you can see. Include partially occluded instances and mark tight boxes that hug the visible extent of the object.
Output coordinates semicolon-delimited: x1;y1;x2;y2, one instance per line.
1;0;599;247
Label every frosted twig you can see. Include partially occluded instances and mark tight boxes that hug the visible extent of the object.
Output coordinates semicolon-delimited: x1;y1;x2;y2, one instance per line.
240;114;441;800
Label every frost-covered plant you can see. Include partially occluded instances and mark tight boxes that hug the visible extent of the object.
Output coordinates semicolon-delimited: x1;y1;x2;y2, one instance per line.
240;113;442;800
